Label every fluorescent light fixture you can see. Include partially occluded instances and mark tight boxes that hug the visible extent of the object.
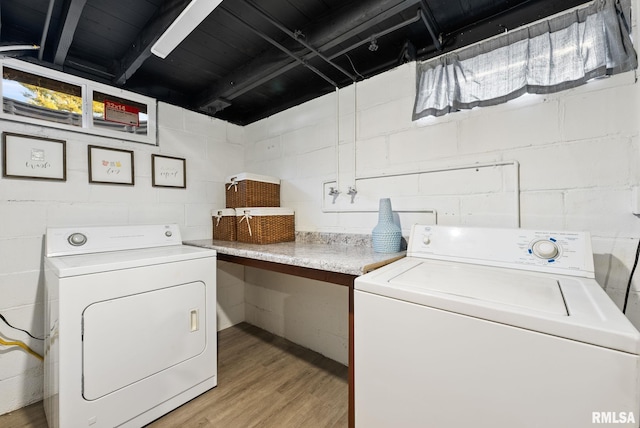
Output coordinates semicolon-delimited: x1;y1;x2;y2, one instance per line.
0;44;40;52
151;0;223;59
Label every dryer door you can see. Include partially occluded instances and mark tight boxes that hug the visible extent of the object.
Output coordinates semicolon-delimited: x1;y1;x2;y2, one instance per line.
82;281;206;400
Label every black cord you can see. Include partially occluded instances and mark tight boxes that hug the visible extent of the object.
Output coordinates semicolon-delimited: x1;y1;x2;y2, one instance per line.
0;313;44;340
623;237;640;314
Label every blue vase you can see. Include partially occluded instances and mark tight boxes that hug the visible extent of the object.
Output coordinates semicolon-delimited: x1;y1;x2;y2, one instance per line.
372;198;402;253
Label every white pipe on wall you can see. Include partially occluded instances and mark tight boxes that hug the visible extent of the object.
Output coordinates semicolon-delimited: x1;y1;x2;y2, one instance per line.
322;160;521;227
352;81;358;192
334;87;341;194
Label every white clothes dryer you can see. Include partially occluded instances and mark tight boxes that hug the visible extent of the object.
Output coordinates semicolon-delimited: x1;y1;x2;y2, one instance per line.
355;224;640;428
44;224;217;428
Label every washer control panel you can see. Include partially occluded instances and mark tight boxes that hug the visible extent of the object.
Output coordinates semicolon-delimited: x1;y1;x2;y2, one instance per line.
531;239;559;260
407;225;595;278
46;224;182;257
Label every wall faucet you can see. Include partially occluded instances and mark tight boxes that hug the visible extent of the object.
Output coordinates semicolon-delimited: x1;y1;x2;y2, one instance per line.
329;187;340;204
347;186;357;203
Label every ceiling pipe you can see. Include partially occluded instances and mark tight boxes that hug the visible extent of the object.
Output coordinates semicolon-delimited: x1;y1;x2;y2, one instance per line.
196;0;421;111
206;7;423;108
241;0;356;82
320;0;420;51
327;10;422;61
220;8;337;88
39;0;56;61
419;0;443;50
414;0;577;60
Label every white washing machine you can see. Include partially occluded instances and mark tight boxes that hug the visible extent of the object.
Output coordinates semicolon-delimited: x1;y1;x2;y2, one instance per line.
355;224;640;428
44;224;217;428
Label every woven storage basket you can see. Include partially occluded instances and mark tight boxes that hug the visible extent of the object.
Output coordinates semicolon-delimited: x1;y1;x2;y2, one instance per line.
225;173;280;208
235;207;295;244
212;209;237;241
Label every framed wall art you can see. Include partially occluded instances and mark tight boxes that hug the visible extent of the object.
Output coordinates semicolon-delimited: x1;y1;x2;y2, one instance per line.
151;154;186;188
88;145;134;185
2;132;66;181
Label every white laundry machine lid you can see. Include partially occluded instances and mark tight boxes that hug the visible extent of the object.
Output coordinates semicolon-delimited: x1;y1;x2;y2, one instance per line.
46;224;184;257
389;260;568;315
356;257;640;355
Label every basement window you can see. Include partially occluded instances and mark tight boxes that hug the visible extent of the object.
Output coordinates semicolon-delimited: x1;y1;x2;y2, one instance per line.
413;0;637;120
2;67;83;127
91;91;149;136
1;59;157;145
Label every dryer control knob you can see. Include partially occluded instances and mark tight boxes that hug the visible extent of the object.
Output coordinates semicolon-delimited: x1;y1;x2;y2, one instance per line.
68;233;87;246
165;231;173;237
532;240;559;259
422;235;431;245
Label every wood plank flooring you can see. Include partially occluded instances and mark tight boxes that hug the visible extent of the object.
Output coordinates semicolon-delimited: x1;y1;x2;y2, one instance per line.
0;323;348;428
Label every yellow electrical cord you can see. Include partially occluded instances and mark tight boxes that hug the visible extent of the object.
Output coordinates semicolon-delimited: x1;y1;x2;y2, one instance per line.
0;337;43;361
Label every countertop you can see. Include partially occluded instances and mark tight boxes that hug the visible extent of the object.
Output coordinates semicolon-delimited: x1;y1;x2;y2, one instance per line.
184;232;406;276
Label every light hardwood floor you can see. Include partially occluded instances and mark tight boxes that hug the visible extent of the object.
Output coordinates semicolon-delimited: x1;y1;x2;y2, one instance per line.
0;323;348;428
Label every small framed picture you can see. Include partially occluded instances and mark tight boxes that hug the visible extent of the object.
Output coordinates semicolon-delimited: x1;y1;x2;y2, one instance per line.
2;132;66;181
88;145;134;185
152;154;186;188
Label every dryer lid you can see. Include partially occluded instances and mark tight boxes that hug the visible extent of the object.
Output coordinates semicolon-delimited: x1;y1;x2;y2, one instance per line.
46;224;183;257
45;245;216;277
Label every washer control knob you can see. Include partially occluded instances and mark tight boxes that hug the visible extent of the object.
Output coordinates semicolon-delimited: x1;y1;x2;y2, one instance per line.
422;235;431;245
165;231;173;237
532;240;559;259
68;233;87;246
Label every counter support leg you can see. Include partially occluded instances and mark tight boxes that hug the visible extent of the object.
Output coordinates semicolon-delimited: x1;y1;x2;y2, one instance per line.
349;282;354;428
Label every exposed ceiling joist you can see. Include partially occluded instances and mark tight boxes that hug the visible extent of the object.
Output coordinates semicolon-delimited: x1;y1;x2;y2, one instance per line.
196;0;421;112
38;0;56;61
241;0;356;82
113;0;192;85
204;8;423;110
53;0;87;65
328;10;422;61
220;7;338;89
1;0;593;125
318;0;421;53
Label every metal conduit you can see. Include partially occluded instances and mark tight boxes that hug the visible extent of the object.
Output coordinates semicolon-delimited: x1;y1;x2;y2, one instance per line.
327;10;422;61
419;0;442;50
242;0;356;82
220;8;338;88
208;8;425;105
198;0;422;109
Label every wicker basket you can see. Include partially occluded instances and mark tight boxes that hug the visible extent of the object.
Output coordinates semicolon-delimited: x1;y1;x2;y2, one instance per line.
212;209;237;241
235;207;295;244
225;173;280;208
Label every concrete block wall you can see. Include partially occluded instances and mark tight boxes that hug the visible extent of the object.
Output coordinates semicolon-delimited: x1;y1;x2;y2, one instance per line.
0;102;245;414
244;267;348;365
243;61;640;361
3;6;640;415
217;261;245;330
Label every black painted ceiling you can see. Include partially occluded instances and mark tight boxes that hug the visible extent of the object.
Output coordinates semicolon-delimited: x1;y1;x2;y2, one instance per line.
2;0;589;126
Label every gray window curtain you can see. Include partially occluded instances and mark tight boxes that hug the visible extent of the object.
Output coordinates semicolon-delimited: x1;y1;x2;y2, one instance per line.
413;0;637;120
